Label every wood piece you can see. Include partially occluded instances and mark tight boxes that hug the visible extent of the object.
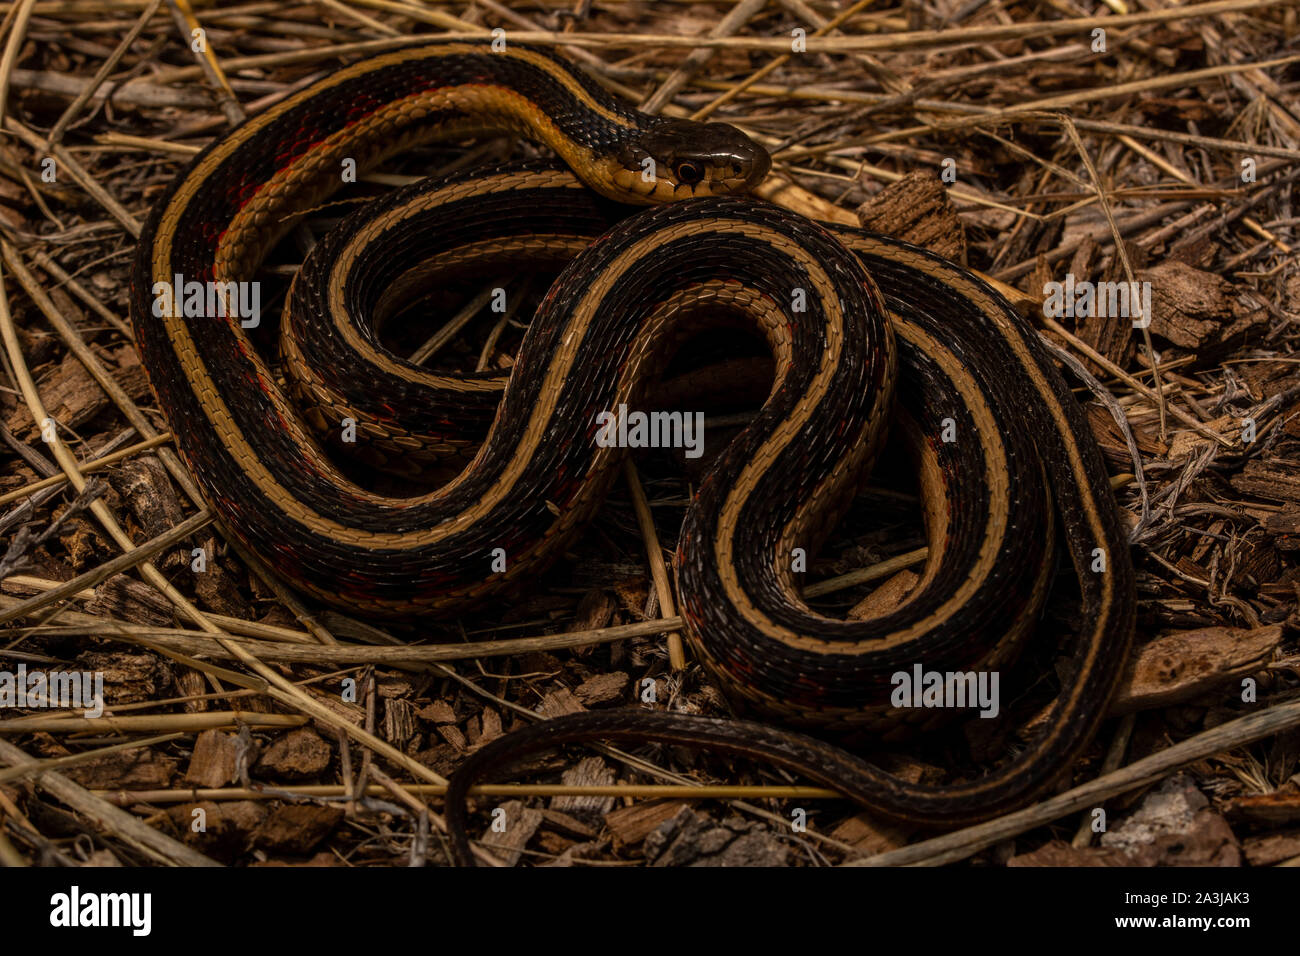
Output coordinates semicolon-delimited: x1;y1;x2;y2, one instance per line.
847;569;919;621
416;700;457;724
1007;841;1131;866
478;799;543;867
184;730;240;788
1143;260;1270;354
4;351;107;441
1232;459;1300;505
550;756;616;817
828;812;912;856
1223;786;1300;827
251;804;345;855
1242;829;1300;866
574;671;629;706
1098;775;1241;866
604;800;689;847
165;800;267;860
254;728;331;780
855;170;967;262
60;747;178;790
382;698;418;747
1111;625;1283;713
84;574;173;627
536;687;585;719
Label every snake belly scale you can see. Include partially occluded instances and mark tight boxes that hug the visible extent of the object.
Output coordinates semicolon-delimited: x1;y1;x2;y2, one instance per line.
129;39;1136;864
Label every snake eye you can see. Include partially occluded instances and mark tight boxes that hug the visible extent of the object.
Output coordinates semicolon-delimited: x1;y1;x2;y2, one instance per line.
674;160;705;185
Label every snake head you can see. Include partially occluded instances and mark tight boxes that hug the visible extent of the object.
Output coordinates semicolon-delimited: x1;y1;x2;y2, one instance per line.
609;117;772;203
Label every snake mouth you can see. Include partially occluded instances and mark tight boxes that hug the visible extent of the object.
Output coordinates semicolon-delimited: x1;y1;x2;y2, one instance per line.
606;167;760;203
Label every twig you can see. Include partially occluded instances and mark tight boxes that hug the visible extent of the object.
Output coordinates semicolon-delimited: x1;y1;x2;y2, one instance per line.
622;461;685;669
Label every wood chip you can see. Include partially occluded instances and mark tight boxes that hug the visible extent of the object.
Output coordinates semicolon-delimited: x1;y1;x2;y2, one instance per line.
254;727;331;779
62;748;178;790
1241;829;1300;866
73;650;167;705
83;575;173;627
184;730;240;788
1231;458;1300;506
4;351;107;440
382;698;418;746
574;671;629;706
550;756;615;817
856;170;967;263
1111;624;1283;713
479;799;543;867
1099;774;1241;866
305;689;364;734
828;812;913;856
1007;840;1131;866
1143;260;1269;354
251;804;345;855
416;700;457;724
1223;786;1300;827
847;569;919;621
604;800;689;847
536;687;585;719
436;723;467;752
539;807;599;841
166;800;267;860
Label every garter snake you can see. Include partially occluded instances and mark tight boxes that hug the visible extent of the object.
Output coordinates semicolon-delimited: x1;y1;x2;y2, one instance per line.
128;39;1136;865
